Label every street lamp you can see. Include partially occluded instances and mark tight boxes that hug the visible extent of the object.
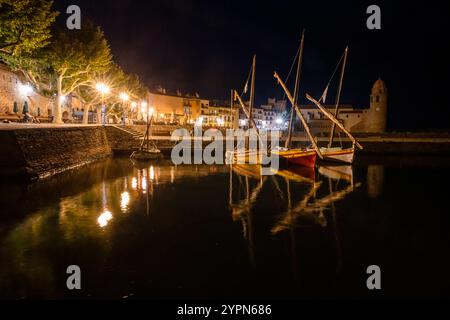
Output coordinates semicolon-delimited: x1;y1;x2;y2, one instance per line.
18;83;33;96
119;92;129;102
96;83;110;125
120;92;129;125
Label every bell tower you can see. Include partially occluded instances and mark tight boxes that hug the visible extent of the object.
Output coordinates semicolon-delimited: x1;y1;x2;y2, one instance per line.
366;78;388;132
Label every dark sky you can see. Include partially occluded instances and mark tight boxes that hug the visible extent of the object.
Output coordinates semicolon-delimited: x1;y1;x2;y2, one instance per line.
54;0;449;130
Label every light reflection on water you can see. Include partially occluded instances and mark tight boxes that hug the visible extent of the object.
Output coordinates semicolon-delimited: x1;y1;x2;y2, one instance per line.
0;157;449;299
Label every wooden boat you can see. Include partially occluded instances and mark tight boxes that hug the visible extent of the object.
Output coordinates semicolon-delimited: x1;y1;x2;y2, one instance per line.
130;148;162;160
130;113;162;161
228;149;264;165
271;148;316;168
229;55;268;165
306;47;362;164
273;31;323;167
319;146;354;164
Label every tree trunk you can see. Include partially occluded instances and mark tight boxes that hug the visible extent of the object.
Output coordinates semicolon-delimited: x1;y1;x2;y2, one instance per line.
53;75;63;124
96;106;102;124
82;105;90;124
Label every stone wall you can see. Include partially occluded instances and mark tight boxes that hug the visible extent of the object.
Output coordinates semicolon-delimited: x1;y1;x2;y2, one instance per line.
0;126;112;180
0;64;53;118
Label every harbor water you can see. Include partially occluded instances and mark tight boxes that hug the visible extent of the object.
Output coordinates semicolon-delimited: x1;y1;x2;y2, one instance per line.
0;156;449;299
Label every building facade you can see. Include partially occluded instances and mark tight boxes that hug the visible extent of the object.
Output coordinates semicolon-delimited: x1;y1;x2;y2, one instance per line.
0;63;83;122
0;63;54;120
199;102;239;129
239;98;288;130
298;78;388;134
149;91;203;125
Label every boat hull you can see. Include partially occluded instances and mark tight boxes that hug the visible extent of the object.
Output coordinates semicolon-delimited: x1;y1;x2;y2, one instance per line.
320;147;354;164
227;150;264;165
272;149;317;168
130;150;162;161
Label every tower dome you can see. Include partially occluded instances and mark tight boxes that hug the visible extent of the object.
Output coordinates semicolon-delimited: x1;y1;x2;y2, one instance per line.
372;78;387;95
365;78;388;133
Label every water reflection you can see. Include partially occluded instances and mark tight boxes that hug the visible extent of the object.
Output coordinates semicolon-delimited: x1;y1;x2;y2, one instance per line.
1;156;448;299
97;210;113;228
229;163;361;274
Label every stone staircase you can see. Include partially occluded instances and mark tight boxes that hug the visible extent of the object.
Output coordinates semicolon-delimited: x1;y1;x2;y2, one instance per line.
111;125;145;140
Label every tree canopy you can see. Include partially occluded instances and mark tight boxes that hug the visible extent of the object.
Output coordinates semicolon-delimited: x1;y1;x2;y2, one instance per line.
0;0;58;56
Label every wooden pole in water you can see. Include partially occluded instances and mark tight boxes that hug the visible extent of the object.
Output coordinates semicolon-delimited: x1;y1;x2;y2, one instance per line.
274;72;323;159
329;47;349;148
306;93;363;150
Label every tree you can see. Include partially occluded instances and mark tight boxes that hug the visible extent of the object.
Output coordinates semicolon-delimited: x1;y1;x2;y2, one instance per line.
44;23;112;123
75;64;147;124
0;0;58;92
0;0;57;56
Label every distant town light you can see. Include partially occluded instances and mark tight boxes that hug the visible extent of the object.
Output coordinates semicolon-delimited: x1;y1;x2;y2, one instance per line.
119;92;129;102
96;83;110;94
18;83;33;96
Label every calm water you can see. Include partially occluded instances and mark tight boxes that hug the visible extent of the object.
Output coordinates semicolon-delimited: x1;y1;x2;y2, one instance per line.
0;156;449;299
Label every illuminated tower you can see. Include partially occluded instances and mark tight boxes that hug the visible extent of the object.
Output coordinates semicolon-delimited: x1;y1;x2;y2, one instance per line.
366;78;388;132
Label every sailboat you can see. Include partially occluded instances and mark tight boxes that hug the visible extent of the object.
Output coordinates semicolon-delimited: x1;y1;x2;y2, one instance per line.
272;31;323;167
130;114;162;161
310;47;362;164
227;55;266;165
305;93;363;163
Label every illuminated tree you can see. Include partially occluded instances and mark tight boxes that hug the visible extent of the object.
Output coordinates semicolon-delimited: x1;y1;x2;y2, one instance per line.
44;23;113;123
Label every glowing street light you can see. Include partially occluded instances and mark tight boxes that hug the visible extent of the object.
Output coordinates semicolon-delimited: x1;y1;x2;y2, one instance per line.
140;101;148;112
96;83;110;125
59;95;67;103
18;83;33;96
96;83;110;95
275;117;283;125
119;92;129;102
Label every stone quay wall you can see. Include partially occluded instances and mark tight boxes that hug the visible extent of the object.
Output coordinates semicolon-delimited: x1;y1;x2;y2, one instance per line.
0;125;112;180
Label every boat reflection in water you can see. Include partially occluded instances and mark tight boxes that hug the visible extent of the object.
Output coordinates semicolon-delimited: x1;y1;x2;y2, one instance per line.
228;163;361;275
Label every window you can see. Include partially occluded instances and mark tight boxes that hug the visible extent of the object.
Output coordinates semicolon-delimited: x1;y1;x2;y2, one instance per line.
376;96;380;102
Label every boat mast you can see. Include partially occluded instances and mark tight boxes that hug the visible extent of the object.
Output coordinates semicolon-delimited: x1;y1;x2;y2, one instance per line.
306;93;363;150
274;72;323;159
328;46;348;148
248;55;256;128
234;90;263;145
286;29;305;149
230;89;234;129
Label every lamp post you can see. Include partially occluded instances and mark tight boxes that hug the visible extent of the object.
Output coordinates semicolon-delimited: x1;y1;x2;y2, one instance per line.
131;102;137;123
119;92;129;126
96;83;110;125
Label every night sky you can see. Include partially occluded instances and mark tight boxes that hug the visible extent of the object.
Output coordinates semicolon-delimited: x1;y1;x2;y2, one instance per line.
54;0;449;130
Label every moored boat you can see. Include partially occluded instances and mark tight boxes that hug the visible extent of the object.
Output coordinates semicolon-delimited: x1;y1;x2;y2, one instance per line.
271;148;316;168
318;146;354;164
